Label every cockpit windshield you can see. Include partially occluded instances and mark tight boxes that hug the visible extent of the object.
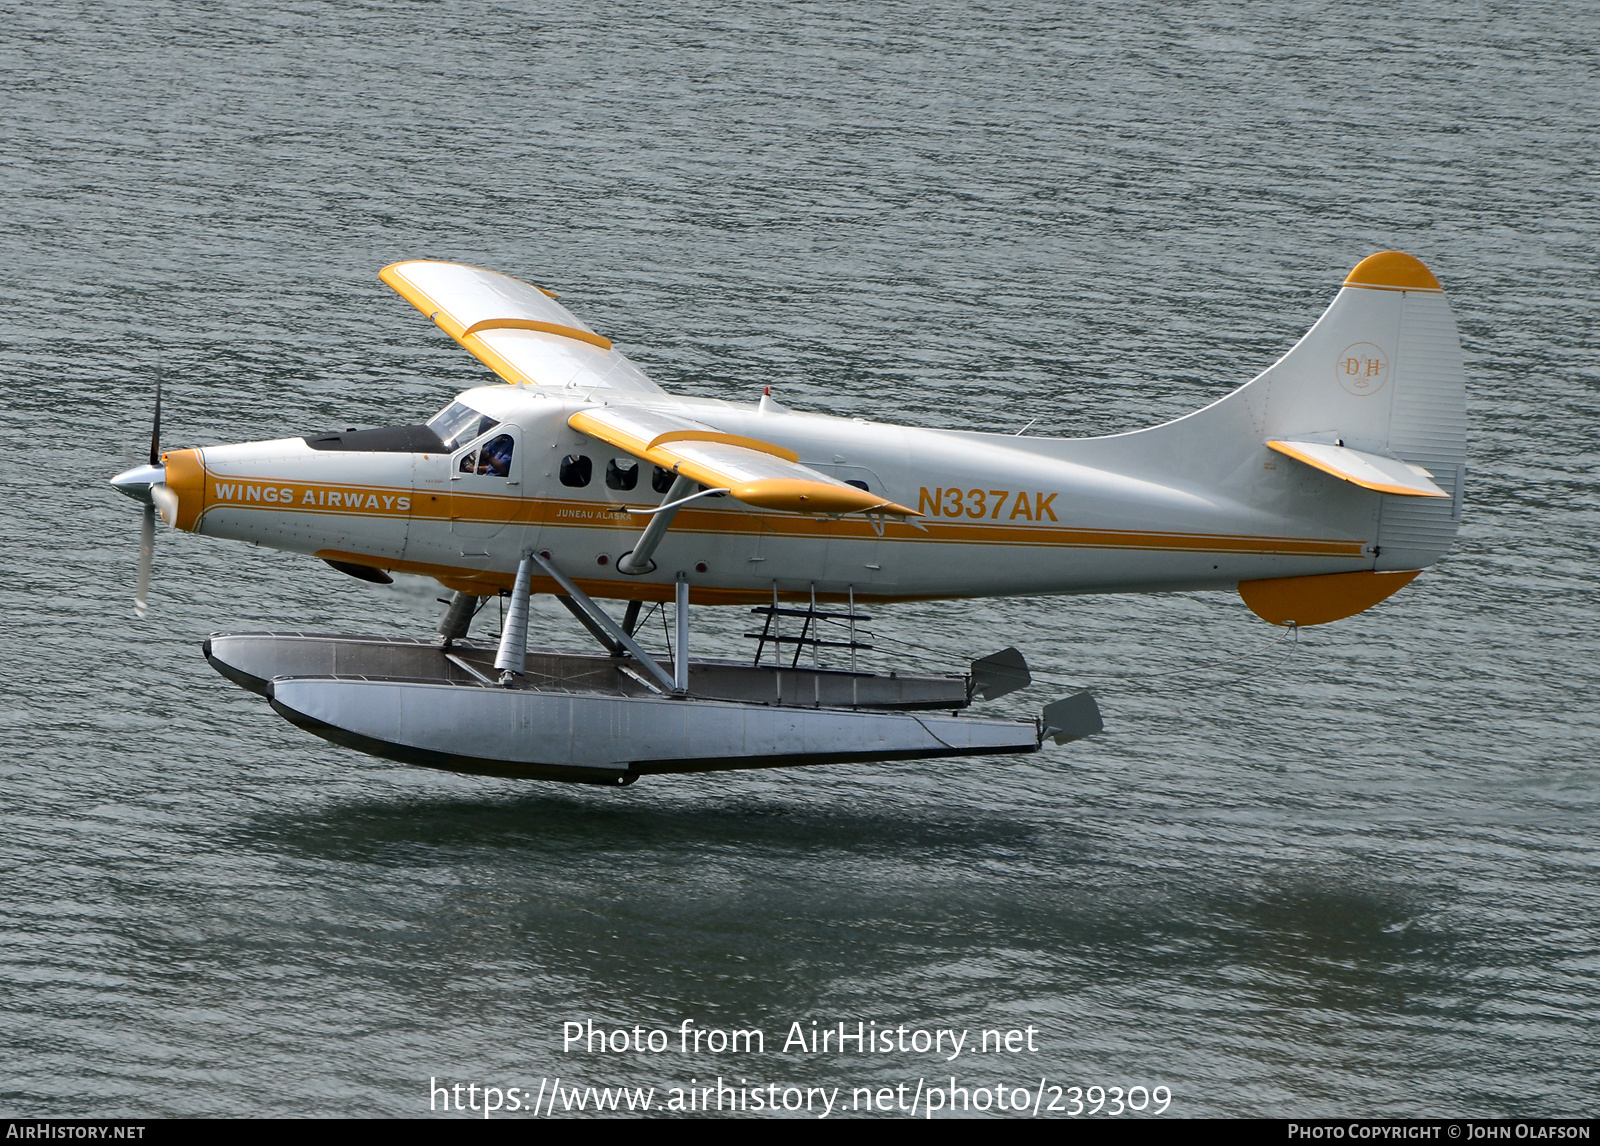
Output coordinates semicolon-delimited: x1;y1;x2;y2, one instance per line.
426;401;500;450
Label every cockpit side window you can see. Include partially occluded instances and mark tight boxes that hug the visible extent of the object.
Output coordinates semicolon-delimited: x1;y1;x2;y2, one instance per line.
476;434;514;477
427;401;500;451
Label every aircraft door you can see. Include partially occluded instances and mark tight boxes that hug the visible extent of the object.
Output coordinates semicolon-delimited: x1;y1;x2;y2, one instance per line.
814;464;886;589
449;425;523;539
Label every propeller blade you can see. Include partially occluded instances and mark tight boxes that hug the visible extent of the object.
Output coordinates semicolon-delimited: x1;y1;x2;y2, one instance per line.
122;380;163;616
149;379;162;466
151;482;179;526
135;504;155;617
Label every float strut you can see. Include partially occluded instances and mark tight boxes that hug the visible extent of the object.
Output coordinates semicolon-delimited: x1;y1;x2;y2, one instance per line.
674;572;690;693
437;591;477;647
555;595;621;655
622;599;643;639
494;553;534;685
529;551;679;695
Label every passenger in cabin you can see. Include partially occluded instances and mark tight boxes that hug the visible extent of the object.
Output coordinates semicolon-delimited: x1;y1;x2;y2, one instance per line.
477;434;514;477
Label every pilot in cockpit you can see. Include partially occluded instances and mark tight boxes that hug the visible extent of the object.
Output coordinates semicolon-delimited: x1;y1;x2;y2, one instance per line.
476;434;514;477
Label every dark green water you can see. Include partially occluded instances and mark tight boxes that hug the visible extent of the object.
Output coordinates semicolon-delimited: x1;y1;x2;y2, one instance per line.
2;0;1596;1118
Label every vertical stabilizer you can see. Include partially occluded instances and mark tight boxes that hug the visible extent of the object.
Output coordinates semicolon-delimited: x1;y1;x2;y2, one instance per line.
1236;251;1467;618
1073;251;1467;625
1247;251;1467;572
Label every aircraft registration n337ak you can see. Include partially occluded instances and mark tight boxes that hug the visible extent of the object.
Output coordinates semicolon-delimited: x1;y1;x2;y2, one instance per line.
111;251;1465;785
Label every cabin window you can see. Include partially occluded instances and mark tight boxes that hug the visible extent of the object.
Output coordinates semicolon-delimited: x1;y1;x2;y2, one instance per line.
427;401;499;450
651;466;675;494
606;458;639;491
845;479;869;491
560;454;593;487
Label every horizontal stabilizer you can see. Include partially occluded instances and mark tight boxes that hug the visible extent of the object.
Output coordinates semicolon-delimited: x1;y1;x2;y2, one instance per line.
570;406;917;516
1239;569;1420;627
1267;440;1448;498
380;261;665;393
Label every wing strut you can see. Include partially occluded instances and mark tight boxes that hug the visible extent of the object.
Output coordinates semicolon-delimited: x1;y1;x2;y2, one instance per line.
617;474;696;575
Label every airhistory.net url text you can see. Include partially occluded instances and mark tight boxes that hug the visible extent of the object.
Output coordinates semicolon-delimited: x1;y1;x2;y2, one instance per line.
429;1076;1173;1117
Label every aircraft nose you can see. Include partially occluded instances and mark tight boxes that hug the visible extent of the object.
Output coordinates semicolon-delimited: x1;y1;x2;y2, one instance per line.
153;448;205;529
110;462;167;505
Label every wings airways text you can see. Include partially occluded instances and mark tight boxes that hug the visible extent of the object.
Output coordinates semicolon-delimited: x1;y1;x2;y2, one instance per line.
919;488;1058;521
212;481;411;513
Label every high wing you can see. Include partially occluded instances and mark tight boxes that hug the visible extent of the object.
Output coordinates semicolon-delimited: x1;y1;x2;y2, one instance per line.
380;260;665;394
386;261;916;517
569;406;918;517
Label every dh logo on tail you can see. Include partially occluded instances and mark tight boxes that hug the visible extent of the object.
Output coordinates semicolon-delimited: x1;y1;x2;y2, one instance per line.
1335;341;1390;397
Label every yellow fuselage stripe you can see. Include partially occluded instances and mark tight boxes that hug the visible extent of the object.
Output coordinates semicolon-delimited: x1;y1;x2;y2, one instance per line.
201;472;1364;559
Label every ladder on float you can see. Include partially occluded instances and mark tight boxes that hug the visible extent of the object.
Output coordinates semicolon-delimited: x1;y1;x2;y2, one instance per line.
747;584;874;670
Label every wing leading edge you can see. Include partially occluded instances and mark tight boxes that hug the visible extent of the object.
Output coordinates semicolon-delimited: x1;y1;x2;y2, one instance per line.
569;406;918;517
380;260;665;394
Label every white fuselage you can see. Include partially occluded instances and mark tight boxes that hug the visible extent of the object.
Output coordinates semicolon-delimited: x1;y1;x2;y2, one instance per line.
185;384;1386;606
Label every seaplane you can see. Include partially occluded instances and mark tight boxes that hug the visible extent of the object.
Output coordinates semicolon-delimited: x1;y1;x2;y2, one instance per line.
111;251;1465;786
